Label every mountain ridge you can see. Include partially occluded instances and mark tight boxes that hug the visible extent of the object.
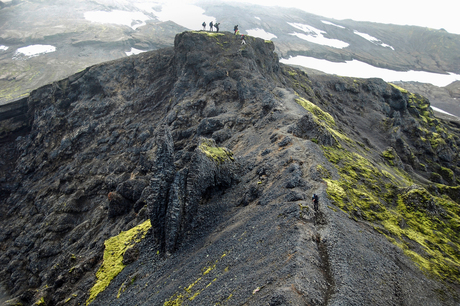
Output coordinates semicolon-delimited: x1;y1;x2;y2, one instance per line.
2;0;460;112
0;31;460;306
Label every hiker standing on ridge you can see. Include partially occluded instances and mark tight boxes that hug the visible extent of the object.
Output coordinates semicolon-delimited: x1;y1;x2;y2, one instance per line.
241;34;246;45
312;193;319;211
214;22;220;33
209;21;214;31
202;21;206;30
234;25;238;35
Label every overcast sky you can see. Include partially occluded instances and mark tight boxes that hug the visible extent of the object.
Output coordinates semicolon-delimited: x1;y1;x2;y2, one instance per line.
84;0;459;35
219;0;460;35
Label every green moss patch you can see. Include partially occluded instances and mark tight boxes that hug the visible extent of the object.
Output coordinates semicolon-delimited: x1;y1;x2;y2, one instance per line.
391;84;437;128
295;97;336;127
387;187;460;282
390;83;409;94
381;147;398;166
198;138;234;164
382;148;395;160
86;220;152;305
164;253;227;305
294;95;353;145
323;143;460;283
316;164;332;179
191;31;225;37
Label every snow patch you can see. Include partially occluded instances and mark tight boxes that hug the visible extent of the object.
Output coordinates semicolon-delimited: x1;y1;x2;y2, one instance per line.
288;22;349;49
126;48;146;56
255;16;261;20
288;22;321;34
246;28;277;40
14;45;56;58
280;55;460;87
432;106;457;117
0;45;8;51
84;10;150;30
354;30;395;50
321;20;345;29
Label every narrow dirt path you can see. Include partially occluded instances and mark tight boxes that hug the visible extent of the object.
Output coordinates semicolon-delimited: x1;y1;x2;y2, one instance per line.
313;184;336;306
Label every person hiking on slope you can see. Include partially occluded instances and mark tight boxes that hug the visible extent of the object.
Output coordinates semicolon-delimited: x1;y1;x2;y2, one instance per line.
214;22;220;33
209;21;214;32
241;34;246;45
202;21;206;31
234;25;238;35
312;193;319;211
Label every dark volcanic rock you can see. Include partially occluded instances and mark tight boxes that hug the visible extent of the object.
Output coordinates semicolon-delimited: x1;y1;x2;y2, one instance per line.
148;132;238;254
122;245;139;265
386;85;408;110
0;31;459;306
107;191;132;218
116;178;148;202
395;80;460;119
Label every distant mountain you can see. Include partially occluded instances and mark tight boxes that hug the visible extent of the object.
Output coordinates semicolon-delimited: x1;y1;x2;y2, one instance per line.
446;80;460;98
0;0;187;105
1;31;460;306
1;0;460;109
198;1;460;73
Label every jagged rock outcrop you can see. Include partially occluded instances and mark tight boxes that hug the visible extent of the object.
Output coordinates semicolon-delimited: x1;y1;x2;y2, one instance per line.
146;124;238;253
395;80;460;119
0;31;459;306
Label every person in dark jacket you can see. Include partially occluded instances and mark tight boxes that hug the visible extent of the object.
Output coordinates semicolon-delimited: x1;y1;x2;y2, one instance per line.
312;194;319;211
214;22;220;33
202;21;206;30
209;21;214;32
234;25;238;35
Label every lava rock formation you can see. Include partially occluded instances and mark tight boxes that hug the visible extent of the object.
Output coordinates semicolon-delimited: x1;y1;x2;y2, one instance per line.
1;31;460;306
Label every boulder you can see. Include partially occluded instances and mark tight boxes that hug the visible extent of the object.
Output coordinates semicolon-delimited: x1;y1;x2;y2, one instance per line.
107;191;131;218
116;178;148;202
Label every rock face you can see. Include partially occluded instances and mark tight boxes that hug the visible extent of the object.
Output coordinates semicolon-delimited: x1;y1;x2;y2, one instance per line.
446;80;460;99
148;132;237;254
0;31;460;306
395;80;460;119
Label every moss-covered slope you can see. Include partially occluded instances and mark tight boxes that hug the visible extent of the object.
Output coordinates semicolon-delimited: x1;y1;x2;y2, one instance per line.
284;66;460;284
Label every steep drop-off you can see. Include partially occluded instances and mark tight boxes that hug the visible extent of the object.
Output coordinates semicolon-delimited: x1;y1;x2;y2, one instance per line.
1;31;460;306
